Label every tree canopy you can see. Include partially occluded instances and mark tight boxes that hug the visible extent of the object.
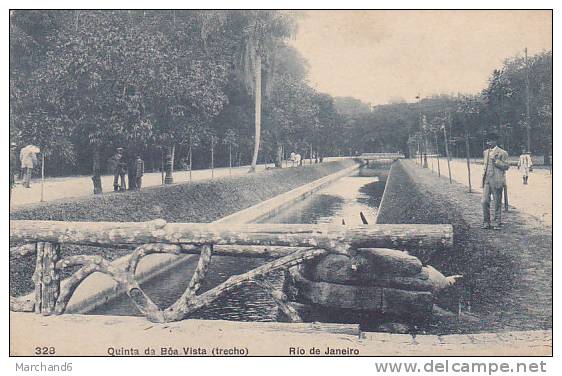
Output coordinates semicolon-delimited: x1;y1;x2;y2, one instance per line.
10;10;553;181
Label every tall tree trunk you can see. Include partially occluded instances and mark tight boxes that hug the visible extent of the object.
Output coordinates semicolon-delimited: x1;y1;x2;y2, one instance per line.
92;147;102;194
164;145;174;184
249;57;262;173
171;144;176;173
544;141;551;166
127;154;137;190
275;143;283;168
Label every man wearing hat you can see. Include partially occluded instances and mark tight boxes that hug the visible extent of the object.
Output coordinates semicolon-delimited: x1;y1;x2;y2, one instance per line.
518;148;533;185
19;144;40;188
112;147;127;192
481;132;509;230
10;142;18;200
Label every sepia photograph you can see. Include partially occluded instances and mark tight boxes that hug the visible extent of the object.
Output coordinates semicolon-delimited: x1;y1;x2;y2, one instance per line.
7;6;553;364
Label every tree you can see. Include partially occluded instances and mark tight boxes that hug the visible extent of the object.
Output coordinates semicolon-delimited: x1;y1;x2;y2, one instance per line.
232;11;297;172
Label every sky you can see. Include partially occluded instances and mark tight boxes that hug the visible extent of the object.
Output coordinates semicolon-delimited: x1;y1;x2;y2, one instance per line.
289;10;552;106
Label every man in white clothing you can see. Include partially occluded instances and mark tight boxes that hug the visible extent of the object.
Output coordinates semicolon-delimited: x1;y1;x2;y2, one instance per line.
518;149;533;185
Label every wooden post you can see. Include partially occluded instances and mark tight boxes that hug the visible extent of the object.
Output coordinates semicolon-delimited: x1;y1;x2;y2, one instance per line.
40;154;45;202
443;118;452;184
229;143;232;175
211;138;214;179
32;242;61;315
189;142;193;183
423;136;428;168
434;133;441;177
430;153;434;172
465;132;472;193
160;150;164;185
503;185;509;211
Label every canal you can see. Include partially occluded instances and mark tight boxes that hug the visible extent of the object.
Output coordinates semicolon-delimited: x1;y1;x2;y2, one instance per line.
89;166;387;322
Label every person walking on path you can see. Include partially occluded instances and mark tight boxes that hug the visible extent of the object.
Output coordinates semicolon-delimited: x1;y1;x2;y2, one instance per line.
19;144;40;188
112;147;127;191
10;142;18;200
518;149;533;185
134;155;144;190
481;132;509;230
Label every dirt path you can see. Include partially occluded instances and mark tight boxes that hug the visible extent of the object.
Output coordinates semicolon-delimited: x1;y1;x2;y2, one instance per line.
11;157;352;209
397;160;552;333
10;313;551;356
422;156;552;225
10;163;273;208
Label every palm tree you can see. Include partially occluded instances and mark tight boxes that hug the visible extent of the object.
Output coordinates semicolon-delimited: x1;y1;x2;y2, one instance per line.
236;11;296;172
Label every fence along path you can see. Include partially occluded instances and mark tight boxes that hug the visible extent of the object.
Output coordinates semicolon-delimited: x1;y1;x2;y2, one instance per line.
10;219;452;323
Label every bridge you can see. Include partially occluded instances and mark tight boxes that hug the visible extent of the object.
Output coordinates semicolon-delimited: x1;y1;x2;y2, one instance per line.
359;152;405;164
10;219;452;323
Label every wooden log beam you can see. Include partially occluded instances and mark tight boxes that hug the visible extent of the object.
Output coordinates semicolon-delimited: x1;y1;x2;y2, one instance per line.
290;268;434;317
10;296;35;312
355;248;423;276
303;253;460;292
31;242;61;315
10;244;36;258
10;220;453;253
302;248;424;283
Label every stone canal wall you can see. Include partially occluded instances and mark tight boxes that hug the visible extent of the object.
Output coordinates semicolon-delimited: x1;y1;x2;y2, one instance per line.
11;159;359;297
14;159;364;314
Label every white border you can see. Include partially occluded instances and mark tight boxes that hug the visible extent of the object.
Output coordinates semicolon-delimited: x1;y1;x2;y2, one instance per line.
2;3;558;375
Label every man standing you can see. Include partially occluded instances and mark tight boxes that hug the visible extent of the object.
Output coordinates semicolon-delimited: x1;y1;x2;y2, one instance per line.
19;144;39;188
518;149;533;185
112;147;127;192
10;142;18;200
481;133;509;230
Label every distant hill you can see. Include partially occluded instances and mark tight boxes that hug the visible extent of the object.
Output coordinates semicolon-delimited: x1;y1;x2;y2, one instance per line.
333;96;371;116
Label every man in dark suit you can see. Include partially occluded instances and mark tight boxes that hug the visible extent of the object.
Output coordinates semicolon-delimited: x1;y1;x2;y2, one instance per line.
481;132;509;230
112;147;127;191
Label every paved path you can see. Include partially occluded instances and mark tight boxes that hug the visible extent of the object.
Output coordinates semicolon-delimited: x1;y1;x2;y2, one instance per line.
9;164;271;208
10;157;351;209
420;157;552;226
9;313;552;356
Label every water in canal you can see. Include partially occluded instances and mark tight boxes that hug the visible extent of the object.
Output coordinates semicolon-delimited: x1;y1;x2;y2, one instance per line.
89;167;386;322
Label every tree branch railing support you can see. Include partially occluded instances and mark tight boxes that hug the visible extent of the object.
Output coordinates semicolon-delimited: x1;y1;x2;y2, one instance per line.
10;219;453;323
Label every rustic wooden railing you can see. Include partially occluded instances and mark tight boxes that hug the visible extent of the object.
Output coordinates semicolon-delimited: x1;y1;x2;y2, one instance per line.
10;219;453;323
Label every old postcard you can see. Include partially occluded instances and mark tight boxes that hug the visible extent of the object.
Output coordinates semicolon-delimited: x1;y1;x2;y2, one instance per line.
8;8;552;362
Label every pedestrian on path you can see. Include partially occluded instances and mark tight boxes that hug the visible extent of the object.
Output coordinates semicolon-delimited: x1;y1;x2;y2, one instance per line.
134;155;144;190
518;149;533;185
19;144;40;188
481;133;509;230
10;142;18;200
112;147;127;191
